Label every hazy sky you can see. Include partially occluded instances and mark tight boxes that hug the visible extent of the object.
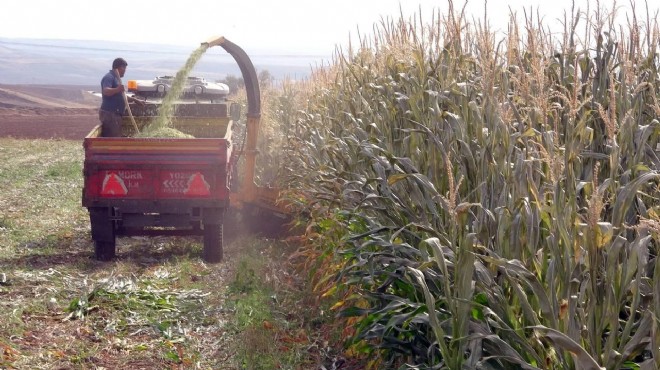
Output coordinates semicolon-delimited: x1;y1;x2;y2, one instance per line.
1;0;653;54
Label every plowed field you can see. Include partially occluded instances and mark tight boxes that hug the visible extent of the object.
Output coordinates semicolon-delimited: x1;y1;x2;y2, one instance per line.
0;84;99;139
0;108;97;139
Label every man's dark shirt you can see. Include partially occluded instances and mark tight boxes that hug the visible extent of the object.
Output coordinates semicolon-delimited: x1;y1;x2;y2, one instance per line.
100;70;125;114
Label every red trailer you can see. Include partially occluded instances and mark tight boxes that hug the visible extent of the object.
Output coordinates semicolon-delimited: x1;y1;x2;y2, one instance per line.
82;37;280;263
82;124;232;262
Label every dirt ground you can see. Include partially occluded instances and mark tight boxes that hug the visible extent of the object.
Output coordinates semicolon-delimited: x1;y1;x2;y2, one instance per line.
0;85;100;139
0;108;98;139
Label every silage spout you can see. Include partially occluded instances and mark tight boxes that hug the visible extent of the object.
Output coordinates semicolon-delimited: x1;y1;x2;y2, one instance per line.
201;35;285;217
202;36;225;48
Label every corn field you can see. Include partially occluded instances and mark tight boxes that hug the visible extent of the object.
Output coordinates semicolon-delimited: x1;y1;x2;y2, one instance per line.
262;1;660;369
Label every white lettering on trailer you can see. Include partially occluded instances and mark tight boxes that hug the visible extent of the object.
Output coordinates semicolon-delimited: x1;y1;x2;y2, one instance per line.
117;170;143;180
162;179;187;189
162;172;189;193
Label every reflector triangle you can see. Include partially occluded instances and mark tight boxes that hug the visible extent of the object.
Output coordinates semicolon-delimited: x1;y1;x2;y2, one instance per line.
101;172;128;196
184;172;210;196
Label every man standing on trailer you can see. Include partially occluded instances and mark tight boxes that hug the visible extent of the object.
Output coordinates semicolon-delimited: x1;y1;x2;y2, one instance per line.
98;57;143;137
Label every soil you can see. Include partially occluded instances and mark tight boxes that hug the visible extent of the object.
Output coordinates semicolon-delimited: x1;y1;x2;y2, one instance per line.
0;84;100;139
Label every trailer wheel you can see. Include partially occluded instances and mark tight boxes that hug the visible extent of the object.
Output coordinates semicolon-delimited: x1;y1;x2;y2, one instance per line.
95;240;116;261
203;223;223;263
89;207;116;261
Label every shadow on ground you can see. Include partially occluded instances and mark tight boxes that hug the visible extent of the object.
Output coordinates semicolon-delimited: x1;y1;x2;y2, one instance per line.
0;231;209;273
0;208;298;274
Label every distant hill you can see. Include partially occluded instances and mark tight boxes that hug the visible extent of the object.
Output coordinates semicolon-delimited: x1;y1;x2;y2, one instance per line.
0;84;99;109
0;38;331;85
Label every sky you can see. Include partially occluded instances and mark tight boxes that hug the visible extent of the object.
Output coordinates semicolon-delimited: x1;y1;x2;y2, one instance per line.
1;0;655;55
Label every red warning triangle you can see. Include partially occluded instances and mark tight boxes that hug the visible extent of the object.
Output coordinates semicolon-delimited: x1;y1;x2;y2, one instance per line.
101;172;128;196
184;172;210;196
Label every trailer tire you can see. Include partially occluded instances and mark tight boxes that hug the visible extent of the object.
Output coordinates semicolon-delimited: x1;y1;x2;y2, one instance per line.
203;223;223;263
89;207;116;261
95;240;116;261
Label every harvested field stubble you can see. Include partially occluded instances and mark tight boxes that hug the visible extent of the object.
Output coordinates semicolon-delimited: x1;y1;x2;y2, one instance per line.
0;138;328;369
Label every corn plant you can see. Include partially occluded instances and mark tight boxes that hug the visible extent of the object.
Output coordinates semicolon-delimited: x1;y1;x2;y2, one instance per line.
279;1;660;369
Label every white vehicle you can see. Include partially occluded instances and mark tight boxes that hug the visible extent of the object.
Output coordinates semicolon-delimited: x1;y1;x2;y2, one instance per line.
127;76;229;100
